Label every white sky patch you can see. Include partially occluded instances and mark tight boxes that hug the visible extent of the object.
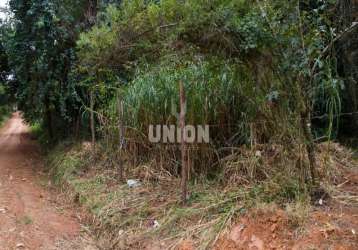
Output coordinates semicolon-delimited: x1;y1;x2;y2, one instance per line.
0;0;9;21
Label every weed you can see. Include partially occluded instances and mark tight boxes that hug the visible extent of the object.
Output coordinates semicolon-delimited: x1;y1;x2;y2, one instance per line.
285;199;311;229
18;215;33;225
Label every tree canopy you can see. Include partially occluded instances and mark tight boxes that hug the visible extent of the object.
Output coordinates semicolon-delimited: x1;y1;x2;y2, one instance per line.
0;0;356;180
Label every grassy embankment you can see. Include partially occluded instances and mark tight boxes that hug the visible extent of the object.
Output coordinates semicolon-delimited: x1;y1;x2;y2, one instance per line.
40;139;357;249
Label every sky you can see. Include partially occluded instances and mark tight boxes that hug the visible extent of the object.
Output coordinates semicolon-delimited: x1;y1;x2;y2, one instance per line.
0;0;8;20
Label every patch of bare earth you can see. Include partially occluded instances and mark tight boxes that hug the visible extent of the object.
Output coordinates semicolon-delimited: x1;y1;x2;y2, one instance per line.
214;169;358;250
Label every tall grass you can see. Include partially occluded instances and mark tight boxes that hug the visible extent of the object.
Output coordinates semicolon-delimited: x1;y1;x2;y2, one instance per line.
96;57;302;178
122;59;255;141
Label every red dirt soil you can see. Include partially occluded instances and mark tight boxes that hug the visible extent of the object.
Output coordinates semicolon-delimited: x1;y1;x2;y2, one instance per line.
214;175;358;249
0;113;95;250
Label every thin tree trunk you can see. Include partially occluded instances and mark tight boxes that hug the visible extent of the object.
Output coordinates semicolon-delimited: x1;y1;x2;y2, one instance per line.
85;0;98;26
301;111;317;185
118;95;125;180
179;81;188;204
90;90;95;152
295;75;317;185
75;110;81;140
44;98;53;139
46;108;53;139
250;123;256;148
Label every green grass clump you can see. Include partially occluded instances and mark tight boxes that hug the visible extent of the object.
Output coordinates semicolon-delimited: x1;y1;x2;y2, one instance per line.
18;215;33;225
71;175;109;214
46;143;88;185
247;175;308;205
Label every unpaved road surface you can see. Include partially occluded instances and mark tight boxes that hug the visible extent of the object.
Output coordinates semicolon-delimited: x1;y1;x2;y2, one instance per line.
0;113;95;250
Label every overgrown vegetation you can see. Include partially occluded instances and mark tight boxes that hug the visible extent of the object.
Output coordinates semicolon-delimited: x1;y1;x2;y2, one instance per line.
46;140;356;248
0;0;357;248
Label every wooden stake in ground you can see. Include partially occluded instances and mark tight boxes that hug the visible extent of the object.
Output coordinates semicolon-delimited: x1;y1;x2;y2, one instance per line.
179;81;188;204
118;95;125;180
90;90;95;152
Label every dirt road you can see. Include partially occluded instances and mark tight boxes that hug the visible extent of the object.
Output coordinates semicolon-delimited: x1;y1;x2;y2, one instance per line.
0;113;94;250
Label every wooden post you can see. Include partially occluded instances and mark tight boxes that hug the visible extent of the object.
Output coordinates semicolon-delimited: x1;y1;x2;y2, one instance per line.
118;95;125;180
75;110;81;140
179;81;188;204
90;90;95;152
250;123;256;148
301;111;317;185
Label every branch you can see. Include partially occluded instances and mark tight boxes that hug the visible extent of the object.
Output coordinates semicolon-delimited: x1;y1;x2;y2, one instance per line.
310;22;358;81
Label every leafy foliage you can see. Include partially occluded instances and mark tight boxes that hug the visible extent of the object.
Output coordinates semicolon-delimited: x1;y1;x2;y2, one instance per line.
0;0;355;179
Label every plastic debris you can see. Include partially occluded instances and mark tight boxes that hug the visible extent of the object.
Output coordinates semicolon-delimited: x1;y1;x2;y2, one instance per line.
16;243;25;249
127;179;141;188
153;220;160;228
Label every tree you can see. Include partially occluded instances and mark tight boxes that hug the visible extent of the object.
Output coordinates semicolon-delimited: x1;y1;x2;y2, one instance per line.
7;0;95;139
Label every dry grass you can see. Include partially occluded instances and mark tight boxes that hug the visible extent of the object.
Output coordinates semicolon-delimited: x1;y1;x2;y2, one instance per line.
47;143;249;249
46;140;357;249
285;199;311;229
81;175;245;249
